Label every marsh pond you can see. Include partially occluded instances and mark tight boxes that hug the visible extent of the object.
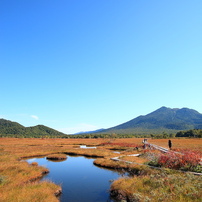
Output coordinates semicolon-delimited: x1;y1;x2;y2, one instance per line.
27;155;125;202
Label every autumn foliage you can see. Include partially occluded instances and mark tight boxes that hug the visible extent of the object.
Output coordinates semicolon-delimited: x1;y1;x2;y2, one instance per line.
149;149;202;172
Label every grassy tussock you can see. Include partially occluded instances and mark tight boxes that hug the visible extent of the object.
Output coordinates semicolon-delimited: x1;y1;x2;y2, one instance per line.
0;150;59;201
0;156;48;186
46;154;67;160
64;148;116;158
93;158;152;175
110;172;202;202
119;155;148;164
1;181;61;202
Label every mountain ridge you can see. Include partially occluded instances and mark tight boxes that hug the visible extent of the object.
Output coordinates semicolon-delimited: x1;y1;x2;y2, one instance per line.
0;118;66;137
96;107;202;134
1;107;202;136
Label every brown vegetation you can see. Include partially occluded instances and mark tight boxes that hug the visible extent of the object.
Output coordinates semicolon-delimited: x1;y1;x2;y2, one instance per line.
149;138;202;150
110;171;202;201
46;154;67;160
0;137;201;201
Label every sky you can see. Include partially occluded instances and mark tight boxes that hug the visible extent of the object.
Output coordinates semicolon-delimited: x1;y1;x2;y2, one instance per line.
0;0;202;134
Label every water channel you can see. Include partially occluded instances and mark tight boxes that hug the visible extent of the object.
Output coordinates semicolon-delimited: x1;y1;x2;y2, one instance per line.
27;155;125;202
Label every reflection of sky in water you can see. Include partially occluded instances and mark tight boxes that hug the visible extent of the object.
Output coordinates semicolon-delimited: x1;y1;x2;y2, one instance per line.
27;156;124;202
80;145;96;149
27;158;36;163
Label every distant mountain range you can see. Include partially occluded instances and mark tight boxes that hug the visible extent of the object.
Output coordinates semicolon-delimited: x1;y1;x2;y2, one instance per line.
84;107;202;135
0;119;66;138
1;107;202;137
74;129;105;135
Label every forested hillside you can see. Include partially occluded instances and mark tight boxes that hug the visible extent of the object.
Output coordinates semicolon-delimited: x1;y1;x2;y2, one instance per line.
0;119;66;138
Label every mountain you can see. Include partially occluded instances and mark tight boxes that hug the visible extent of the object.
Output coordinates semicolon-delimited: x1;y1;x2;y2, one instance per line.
99;107;202;134
74;128;105;135
1;107;202;137
0;119;66;138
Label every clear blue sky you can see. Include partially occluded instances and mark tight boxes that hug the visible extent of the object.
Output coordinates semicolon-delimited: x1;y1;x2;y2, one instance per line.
1;0;202;134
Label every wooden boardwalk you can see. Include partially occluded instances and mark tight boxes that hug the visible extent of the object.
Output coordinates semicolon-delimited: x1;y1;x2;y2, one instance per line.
149;143;169;153
110;143;202;176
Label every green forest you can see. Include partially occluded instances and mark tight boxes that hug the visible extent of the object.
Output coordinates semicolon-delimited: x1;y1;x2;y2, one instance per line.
0;119;65;138
0;118;202;139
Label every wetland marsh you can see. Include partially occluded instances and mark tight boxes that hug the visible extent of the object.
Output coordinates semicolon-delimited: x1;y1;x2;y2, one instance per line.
0;138;201;201
27;155;125;202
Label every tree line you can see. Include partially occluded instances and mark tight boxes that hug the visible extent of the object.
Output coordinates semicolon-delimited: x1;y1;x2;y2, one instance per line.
1;130;202;139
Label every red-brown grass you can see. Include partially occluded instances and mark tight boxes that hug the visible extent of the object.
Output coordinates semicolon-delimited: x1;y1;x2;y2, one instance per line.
0;137;201;201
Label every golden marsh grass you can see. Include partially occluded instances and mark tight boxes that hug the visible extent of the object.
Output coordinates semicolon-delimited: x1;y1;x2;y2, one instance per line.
0;137;201;201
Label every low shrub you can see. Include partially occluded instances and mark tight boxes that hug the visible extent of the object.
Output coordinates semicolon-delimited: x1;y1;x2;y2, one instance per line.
147;149;202;173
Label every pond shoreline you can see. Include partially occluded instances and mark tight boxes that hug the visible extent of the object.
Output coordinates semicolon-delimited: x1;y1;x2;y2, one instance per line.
1;138;201;202
26;154;126;202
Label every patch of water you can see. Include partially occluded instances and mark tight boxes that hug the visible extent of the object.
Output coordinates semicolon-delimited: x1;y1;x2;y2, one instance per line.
27;155;125;202
113;151;120;154
80;145;97;149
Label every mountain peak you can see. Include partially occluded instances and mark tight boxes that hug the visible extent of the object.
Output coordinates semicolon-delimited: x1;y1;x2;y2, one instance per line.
157;106;178;111
102;107;202;134
155;106;170;112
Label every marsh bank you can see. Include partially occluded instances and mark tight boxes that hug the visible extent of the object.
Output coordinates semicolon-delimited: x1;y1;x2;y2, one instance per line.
27;155;126;202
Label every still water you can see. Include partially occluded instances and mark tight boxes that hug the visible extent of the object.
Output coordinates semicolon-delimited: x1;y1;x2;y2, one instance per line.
27;155;124;202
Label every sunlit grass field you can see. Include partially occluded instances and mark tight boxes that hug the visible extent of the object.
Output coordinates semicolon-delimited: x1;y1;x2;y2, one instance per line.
0;137;201;201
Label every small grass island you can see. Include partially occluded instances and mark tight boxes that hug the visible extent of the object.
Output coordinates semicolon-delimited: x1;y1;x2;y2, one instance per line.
46;154;67;160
